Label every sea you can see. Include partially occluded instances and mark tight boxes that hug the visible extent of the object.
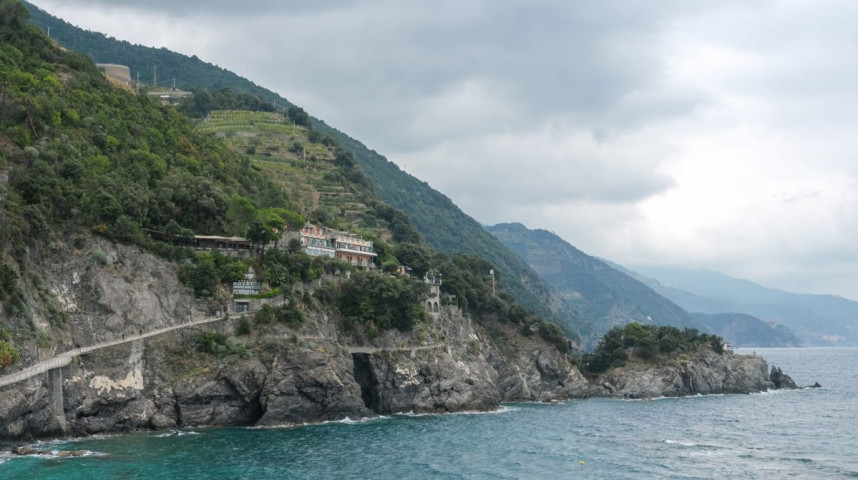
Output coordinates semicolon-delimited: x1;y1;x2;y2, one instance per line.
1;347;855;479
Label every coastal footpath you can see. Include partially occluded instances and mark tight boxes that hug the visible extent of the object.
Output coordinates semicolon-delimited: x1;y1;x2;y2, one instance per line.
0;238;796;441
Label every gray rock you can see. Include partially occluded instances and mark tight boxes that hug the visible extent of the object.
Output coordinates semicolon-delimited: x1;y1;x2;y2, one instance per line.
770;365;798;389
0;236;801;441
598;350;776;398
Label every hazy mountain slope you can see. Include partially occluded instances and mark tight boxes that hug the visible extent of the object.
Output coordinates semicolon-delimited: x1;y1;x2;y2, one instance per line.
23;1;575;332
690;313;803;348
610;263;742;314
486;223;700;347
631;266;858;345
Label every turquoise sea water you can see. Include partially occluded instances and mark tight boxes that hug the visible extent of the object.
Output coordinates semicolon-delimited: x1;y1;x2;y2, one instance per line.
2;347;856;479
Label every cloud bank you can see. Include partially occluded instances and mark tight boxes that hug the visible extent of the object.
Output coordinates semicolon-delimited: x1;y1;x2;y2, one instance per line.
30;0;858;299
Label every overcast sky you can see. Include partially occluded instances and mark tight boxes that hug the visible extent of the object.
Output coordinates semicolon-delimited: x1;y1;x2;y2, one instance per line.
31;0;858;299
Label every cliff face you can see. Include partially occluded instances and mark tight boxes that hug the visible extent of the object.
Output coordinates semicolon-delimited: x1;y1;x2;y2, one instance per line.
0;237;590;440
0;239;791;441
594;349;777;399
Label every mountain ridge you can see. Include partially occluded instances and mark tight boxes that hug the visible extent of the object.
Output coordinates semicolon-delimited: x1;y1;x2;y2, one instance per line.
486;222;699;348
487;223;806;348
624;266;858;346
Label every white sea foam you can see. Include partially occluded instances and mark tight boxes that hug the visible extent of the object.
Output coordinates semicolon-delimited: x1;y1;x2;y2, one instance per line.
155;430;201;437
11;450;103;460
317;415;390;425
397;405;518;418
249;415;391;430
664;439;698;447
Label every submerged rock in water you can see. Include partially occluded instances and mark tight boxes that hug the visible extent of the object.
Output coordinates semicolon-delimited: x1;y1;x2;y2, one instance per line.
12;446;87;457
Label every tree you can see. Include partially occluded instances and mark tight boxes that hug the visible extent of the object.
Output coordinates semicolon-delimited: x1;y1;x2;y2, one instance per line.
286;106;310;127
623;323;658;359
246;220;273;248
225;196;258;236
338;271;428;331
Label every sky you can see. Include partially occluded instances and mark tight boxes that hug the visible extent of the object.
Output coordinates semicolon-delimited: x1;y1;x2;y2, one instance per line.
30;0;858;300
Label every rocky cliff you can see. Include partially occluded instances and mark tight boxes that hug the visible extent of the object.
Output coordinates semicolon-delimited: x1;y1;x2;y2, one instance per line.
593;349;783;399
0;238;794;442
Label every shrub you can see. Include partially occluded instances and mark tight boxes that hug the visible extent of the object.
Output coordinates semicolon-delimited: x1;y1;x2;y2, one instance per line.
195;331;245;355
195;331;228;353
538;321;570;354
91;249;107;265
0;340;20;369
252;303;303;327
235;315;251;336
582;323;726;373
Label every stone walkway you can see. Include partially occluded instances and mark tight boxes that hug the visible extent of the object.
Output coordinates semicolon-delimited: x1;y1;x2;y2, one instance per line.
0;315;227;389
0;316;446;389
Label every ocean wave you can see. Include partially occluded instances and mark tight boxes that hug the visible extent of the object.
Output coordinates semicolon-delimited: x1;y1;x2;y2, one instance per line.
664;439;698;447
5;449;103;461
155;430;201;438
396;405;518;418
34;433;114;447
248;415;392;430
316;415;390;426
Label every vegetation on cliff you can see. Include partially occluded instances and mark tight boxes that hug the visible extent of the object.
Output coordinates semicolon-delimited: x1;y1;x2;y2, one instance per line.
582;323;725;374
22;0;580;340
1;0;574;363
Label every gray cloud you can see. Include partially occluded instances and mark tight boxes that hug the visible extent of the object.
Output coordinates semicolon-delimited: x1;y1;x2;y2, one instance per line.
29;0;858;299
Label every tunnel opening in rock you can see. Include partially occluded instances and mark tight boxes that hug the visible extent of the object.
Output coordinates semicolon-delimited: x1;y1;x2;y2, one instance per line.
352;353;379;412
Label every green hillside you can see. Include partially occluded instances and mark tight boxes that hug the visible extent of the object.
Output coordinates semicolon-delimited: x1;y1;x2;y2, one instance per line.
0;0;577;369
196;109;379;233
21;0;576;334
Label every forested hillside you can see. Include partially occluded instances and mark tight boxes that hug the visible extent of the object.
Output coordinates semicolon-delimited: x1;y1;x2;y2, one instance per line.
22;0;577;335
0;1;572;373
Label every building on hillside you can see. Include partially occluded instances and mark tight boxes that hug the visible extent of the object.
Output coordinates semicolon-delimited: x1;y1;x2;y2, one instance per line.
193;235;253;251
297;224;336;258
232;268;262;296
331;231;376;267
424;271;442;314
292;224;376;267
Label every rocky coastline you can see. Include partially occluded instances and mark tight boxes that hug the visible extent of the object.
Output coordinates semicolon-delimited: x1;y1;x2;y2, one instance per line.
0;239;803;446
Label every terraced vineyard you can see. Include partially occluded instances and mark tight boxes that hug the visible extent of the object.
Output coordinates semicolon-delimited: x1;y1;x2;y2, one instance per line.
197;110;378;233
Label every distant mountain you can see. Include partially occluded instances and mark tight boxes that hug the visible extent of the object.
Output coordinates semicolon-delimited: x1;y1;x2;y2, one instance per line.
690;313;802;348
486;223;700;347
23;1;576;334
628;266;858;346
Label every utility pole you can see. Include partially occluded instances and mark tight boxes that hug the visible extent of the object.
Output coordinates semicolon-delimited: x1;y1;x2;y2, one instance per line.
136;72;140;94
153;65;157;88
